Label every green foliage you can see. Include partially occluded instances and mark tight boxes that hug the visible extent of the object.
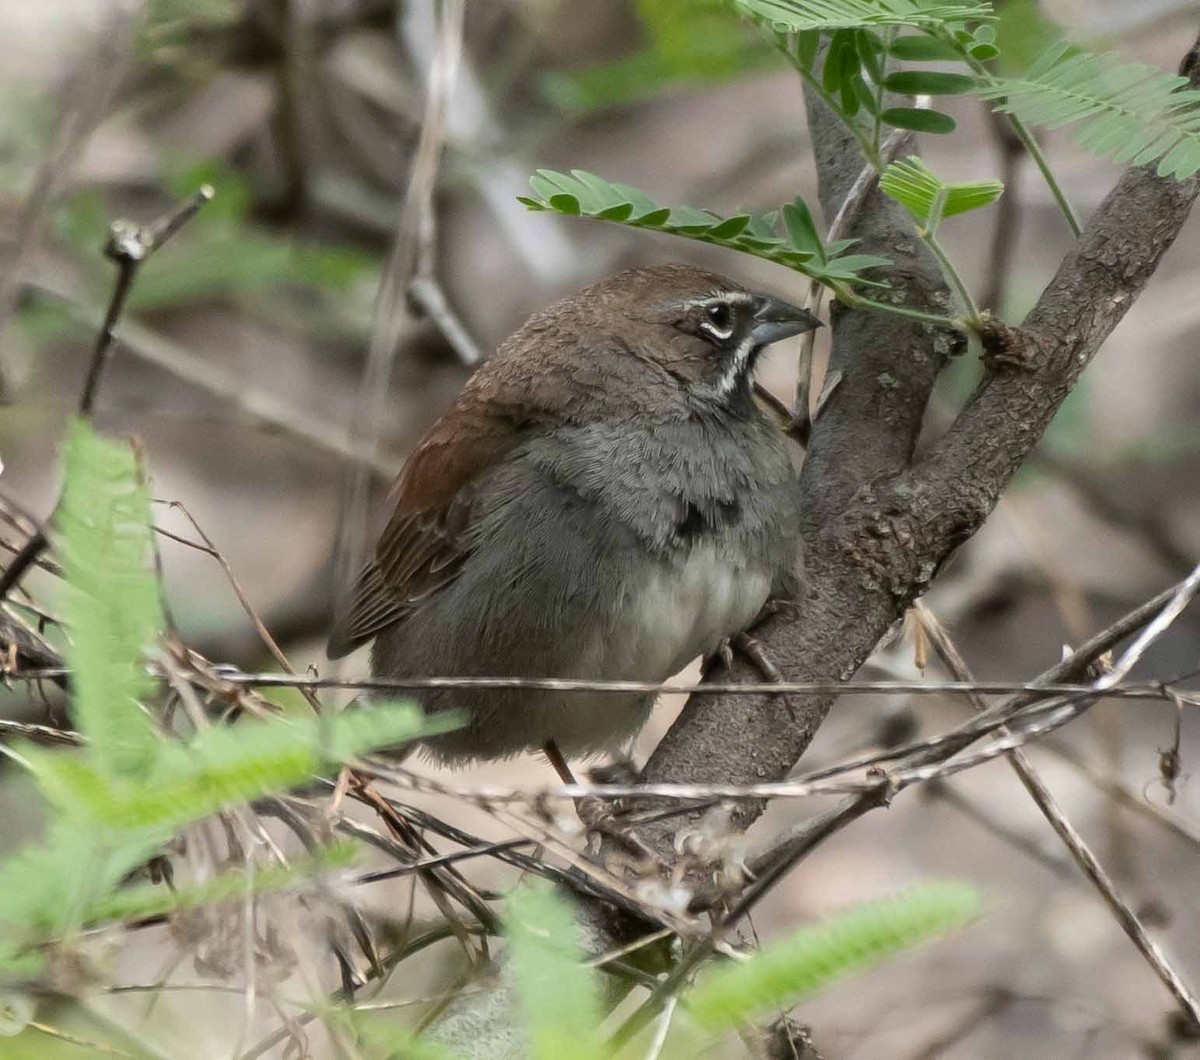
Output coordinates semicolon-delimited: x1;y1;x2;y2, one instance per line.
686;881;982;1030
771;23;997;146
0;422;457;975
878;106;957;133
735;0;995;31
978;43;1200;179
346;1015;460;1060
505;882;605;1060
544;0;777;113
56;420;163;780
882;69;975;94
26;702;456;833
880;156;1004;226
0;819;166;973
519;169;890;286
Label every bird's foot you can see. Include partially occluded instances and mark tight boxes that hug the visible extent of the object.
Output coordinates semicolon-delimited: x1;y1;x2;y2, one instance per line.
578;795;656;862
580;759;656;861
542;743;655;861
732;631;797;722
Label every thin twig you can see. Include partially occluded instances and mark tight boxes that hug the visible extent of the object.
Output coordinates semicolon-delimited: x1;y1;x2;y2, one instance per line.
11;667;1186;701
0;6;139;380
0;186;213;604
913;576;1200;1029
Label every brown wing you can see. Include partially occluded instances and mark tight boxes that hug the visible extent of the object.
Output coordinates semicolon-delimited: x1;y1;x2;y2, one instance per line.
326;398;523;659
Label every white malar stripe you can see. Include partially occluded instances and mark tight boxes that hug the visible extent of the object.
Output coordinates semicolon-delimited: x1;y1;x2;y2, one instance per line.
716;334;756;397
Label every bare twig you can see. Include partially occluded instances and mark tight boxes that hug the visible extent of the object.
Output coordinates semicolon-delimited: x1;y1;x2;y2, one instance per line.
912;572;1200;1029
10;667;1187;702
699;573;1200;911
979;107;1025;314
0;186;213;605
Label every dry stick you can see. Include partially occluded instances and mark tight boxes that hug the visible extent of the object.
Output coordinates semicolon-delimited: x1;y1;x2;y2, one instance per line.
52;668;1194;701
7;665;1199;710
152;502;322;716
349;779;495;963
236;922;486;1060
913;579;1200;1028
0;186;213;605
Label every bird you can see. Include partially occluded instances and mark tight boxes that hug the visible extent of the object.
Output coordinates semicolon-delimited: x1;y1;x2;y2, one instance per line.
327;263;819;769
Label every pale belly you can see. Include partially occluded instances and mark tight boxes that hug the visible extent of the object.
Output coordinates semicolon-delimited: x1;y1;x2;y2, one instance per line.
577;541;772;687
543;543;771;754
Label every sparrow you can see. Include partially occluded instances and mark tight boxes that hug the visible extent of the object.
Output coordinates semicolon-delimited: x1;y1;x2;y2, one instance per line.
327;263;818;765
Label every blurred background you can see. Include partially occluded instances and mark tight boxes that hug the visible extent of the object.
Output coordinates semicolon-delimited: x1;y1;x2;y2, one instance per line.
1;0;1199;1057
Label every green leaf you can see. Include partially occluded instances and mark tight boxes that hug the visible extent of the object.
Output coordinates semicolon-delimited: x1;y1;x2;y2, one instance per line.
794;29;820;70
880;155;1003;224
888;34;962;61
823;29;855;94
505;882;604;1060
781;198;824;258
883;70;976;94
28;703;456;832
520;169;888;286
854;29;884;83
978;44;1200;179
339;1011;459;1060
880;106;957;133
686;881;981;1030
734;0;995;31
56;420;163;781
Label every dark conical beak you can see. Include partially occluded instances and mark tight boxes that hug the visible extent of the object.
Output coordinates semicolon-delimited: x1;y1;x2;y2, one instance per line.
749;294;822;346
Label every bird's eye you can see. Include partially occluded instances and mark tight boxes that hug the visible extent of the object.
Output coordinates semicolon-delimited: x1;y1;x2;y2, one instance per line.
707;303;731;330
701;302;734;339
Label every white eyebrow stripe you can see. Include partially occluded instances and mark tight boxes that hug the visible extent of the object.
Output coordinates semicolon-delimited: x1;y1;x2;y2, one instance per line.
680;290;756;308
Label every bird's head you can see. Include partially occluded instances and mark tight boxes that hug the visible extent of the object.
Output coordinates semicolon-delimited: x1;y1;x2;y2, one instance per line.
580;263;822;402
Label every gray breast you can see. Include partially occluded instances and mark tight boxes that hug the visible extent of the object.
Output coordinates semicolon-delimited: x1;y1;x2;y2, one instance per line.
373;413;801;761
